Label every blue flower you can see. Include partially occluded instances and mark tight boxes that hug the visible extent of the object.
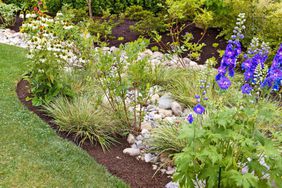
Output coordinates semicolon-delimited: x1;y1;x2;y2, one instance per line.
241;83;253;94
195;95;200;99
216;76;231;90
261;44;282;91
193;104;205;115
187;114;194;124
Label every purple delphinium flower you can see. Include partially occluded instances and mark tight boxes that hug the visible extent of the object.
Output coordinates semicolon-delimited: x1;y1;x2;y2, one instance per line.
187;114;194;124
241;83;253;94
261;44;282;91
195;95;200;99
193;104;205;115
216;76;231;90
215;14;246;89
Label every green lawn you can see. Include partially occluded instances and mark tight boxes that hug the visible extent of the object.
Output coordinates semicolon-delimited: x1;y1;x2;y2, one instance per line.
0;44;128;188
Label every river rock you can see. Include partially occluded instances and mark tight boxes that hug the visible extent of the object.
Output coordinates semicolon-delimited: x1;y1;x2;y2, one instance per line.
127;133;135;144
123;148;140;156
159;94;174;109
171;101;182;116
159;109;173;118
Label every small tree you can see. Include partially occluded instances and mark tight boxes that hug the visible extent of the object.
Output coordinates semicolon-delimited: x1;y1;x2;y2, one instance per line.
86;0;92;18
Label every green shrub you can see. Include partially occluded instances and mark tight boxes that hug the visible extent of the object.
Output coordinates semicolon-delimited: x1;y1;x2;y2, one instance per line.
173;84;282;187
211;0;282;48
0;2;19;28
45;96;120;151
130;14;167;36
125;5;154;21
25;50;74;106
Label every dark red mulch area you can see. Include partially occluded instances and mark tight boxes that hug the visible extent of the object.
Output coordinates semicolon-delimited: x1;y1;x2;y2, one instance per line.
16;80;171;188
108;19;227;65
8;15;23;32
10;16;226;65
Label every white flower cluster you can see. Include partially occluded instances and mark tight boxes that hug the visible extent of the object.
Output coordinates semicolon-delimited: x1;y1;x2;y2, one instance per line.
19;13;37;19
21;13;86;69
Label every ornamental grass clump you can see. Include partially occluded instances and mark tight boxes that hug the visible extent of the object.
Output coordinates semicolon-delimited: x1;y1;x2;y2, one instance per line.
45;96;121;151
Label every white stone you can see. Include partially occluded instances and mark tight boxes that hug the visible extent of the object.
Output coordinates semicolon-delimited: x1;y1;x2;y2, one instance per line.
159;109;173;118
144;153;155;163
152;164;158;170
153;114;162;120
123;148;140;156
166;166;176;175
159;94;174;109
171;102;182;116
127;133;135;144
165;181;179;188
136;135;143;141
141;122;152;131
150;93;160;104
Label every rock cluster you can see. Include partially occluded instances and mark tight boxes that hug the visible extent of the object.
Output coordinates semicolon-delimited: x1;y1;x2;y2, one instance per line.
0;29;27;48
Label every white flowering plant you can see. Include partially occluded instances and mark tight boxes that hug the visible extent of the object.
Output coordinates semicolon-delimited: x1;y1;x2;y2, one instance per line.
21;10;93;105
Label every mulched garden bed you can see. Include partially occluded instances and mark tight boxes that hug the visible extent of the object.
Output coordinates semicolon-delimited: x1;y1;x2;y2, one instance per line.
16;79;171;188
11;16;226;65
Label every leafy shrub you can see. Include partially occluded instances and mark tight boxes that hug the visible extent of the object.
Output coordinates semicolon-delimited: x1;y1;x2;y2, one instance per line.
87;16;119;43
25;50;74;106
45;96;120;151
0;2;19;28
60;4;88;23
174;97;282;187
211;0;282;48
130;14;167;36
125;5;154;21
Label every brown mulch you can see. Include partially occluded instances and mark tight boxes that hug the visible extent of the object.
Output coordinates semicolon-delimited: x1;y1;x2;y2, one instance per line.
16;80;171;188
11;16;226;65
108;19;227;65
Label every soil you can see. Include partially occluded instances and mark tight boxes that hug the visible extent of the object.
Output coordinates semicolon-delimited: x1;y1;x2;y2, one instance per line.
16;80;171;188
10;16;226;65
108;19;227;65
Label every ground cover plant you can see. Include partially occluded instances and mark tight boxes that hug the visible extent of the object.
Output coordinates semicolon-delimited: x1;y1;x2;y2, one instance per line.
0;43;128;188
2;0;282;187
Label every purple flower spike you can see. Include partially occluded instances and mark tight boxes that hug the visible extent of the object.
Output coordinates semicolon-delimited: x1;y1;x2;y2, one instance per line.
187;114;194;124
241;83;253;94
195;95;200;99
193;104;205;115
217;76;231;90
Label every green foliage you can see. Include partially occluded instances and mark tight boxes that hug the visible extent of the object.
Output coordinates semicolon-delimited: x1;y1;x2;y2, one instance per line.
92;38;159;131
45;96;120;151
3;0;37;12
174;92;282;188
130;14;167;36
0;43;128;188
211;0;282;48
148;122;187;157
87;16;120;44
44;0;164;15
193;8;213;31
61;4;88;23
0;2;19;28
25;50;73;106
125;5;154;21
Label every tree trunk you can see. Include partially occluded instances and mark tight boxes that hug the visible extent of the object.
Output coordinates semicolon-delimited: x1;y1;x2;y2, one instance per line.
87;0;93;18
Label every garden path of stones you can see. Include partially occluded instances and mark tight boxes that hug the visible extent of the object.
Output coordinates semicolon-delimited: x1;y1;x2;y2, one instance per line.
2;28;207;188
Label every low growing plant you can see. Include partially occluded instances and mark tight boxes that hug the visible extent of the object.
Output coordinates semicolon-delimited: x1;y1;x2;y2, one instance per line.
0;2;19;28
45;96;121;151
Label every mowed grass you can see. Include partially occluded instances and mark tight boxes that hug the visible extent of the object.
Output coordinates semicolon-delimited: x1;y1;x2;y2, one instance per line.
0;44;128;188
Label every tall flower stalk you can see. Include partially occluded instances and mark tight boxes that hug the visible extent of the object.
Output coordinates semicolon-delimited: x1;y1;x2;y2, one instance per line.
215;13;246;90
